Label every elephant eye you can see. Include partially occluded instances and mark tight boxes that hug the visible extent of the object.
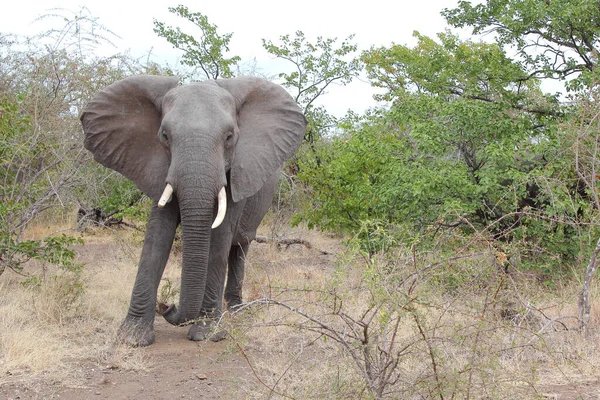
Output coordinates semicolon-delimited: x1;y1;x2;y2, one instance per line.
159;130;169;146
226;132;234;142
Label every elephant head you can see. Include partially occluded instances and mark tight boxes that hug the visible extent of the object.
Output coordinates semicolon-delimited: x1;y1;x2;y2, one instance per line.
81;75;306;326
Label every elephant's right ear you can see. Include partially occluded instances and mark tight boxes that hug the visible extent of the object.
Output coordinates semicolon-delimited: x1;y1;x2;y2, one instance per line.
81;75;179;201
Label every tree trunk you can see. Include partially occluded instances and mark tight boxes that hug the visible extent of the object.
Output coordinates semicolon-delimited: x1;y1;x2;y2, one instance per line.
578;236;600;332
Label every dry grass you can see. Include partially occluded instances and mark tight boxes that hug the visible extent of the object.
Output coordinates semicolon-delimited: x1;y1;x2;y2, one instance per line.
0;224;152;387
19;207;80;241
225;236;600;399
3;219;600;398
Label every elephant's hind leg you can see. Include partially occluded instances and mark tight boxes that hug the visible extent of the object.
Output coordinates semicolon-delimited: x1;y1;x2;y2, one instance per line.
119;202;179;347
225;242;250;310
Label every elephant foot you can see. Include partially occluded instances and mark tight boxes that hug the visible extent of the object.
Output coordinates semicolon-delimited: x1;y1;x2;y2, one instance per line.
226;297;243;312
118;318;155;347
188;320;226;342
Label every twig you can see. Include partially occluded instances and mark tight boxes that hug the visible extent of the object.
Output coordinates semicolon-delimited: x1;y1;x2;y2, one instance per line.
536;316;578;336
226;330;295;400
412;311;444;400
578;235;600;332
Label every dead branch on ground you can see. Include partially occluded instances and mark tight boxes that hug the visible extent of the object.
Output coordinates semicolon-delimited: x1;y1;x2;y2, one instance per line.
254;235;334;255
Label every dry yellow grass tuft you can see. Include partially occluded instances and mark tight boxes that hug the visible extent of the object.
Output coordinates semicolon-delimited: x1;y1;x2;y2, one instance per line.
0;278;69;375
0;225;152;386
19;208;80;241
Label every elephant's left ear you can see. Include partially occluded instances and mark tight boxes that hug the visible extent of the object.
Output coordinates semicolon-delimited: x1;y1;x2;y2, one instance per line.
80;75;179;201
216;77;307;203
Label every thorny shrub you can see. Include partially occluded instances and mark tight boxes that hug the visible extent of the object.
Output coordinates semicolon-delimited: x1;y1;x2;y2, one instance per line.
226;226;585;399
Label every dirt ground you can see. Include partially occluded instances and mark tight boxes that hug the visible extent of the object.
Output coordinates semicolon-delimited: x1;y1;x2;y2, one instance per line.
1;321;254;399
0;226;341;400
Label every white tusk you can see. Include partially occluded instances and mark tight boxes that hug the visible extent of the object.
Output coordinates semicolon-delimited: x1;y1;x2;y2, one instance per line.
211;187;227;229
158;184;174;208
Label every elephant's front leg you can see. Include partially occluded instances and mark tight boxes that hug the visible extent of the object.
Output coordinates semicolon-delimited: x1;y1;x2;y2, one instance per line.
187;228;231;342
119;201;179;346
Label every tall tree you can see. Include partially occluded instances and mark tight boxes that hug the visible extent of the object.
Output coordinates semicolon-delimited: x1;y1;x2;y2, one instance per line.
263;31;361;142
442;0;600;90
441;0;600;325
298;31;587;263
154;5;240;80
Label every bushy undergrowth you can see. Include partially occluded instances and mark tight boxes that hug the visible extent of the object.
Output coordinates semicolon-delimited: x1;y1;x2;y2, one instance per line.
228;227;592;399
0;94;84;277
0;218;597;398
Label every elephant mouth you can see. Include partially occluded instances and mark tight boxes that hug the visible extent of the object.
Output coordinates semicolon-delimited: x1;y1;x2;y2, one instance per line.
157;184;227;229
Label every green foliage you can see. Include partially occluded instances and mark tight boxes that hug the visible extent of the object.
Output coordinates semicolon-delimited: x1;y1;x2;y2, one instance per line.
296;109;475;254
95;174;149;221
442;0;600;91
262;31;361;108
364;31;559;110
298;32;590;271
153;5;240;80
74;163;151;228
263;31;361;141
0;95;83;276
17;234;84;275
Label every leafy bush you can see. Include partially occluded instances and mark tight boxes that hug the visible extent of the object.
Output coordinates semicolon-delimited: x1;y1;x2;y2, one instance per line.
296;32;595;274
0;95;83;276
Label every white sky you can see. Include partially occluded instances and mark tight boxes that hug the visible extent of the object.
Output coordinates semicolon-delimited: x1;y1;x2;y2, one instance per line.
1;0;461;116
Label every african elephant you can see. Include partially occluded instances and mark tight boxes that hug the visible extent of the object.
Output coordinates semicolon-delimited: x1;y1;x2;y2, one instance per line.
81;75;306;346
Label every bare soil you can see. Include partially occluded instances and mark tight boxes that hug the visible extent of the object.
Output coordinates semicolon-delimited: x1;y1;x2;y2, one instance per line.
1;321;254;399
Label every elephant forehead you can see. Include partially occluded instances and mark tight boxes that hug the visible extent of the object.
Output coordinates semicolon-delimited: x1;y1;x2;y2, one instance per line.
161;93;235;133
168;84;236;111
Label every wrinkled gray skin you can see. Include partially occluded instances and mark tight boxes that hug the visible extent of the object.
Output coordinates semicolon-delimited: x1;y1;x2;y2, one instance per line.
81;75;306;346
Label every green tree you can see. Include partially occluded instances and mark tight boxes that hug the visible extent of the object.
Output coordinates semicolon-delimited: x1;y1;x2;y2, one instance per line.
364;31;560;114
261;31;362;228
442;0;600;90
298;32;587;266
0;94;83;276
263;31;362;142
153;5;240;80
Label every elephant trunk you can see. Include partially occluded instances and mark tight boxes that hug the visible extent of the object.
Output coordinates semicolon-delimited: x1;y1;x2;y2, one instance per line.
161;178;221;326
